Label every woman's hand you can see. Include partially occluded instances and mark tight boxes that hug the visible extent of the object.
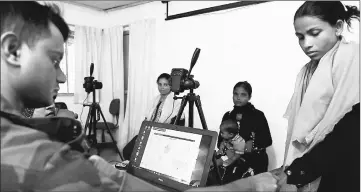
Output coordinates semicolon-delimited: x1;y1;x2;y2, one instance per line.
225;149;235;157
216;158;223;166
223;159;233;167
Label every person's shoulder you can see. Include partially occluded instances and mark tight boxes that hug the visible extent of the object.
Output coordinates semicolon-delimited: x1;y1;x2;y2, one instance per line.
343;39;359;49
222;110;232;117
222;111;232;120
338;39;359;57
224;110;231;115
250;106;265;116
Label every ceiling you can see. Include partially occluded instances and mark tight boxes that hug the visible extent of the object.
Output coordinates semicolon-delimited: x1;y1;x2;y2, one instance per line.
68;1;152;11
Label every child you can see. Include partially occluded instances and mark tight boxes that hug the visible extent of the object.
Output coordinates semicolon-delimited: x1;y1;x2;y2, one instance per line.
216;119;246;167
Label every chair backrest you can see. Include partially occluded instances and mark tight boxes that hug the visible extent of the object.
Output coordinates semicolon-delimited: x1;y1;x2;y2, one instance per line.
109;99;120;116
109;99;120;127
55;102;68;109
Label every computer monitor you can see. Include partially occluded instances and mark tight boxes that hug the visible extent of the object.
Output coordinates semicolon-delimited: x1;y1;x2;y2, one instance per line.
127;121;217;191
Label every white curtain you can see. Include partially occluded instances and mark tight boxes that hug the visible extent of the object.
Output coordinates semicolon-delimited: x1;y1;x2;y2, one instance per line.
73;26;103;105
119;19;157;150
100;26;125;133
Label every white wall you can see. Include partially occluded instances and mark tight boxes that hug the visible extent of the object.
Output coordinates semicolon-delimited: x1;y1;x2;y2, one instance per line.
55;1;359;170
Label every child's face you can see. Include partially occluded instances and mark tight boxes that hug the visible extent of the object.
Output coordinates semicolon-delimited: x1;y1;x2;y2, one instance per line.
220;127;234;140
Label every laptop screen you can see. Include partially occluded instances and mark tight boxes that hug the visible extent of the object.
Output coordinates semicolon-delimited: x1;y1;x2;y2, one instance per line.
128;121;217;189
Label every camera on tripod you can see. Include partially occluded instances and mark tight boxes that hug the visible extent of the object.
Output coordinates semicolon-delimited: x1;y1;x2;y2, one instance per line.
171;48;222;184
170;48;201;94
83;63;103;93
170;69;200;94
82;63;124;161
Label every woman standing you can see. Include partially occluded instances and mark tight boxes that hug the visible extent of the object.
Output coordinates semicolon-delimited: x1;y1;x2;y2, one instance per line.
281;2;359;191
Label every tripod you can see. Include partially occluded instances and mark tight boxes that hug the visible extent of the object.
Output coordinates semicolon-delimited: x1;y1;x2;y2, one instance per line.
83;90;124;161
173;89;222;185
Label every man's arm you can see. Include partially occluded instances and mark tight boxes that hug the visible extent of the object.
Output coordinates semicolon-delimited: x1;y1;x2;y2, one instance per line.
89;155;166;192
186;172;278;192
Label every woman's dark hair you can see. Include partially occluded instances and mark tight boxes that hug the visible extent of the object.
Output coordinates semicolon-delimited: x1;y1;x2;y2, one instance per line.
157;73;171;83
220;119;239;135
233;81;252;97
294;1;360;30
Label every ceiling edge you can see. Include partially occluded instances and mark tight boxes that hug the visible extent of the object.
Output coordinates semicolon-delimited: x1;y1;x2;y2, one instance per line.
63;1;106;12
104;1;154;12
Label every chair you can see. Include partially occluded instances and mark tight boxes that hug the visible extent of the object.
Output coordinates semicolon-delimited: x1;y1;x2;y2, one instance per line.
96;99;120;148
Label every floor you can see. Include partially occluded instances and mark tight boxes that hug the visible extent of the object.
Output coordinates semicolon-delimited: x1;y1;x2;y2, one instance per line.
99;147;124;163
95;128;125;163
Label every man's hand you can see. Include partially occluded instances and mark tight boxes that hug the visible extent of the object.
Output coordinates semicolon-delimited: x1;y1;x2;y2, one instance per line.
56;109;77;119
275;171;297;192
269;166;284;176
185;172;278;192
278;183;297;192
249;172;279;192
269;167;298;192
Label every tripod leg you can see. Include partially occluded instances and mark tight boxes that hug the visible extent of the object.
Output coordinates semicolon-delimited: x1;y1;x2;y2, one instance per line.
85;105;97;144
194;96;208;130
84;105;93;136
188;95;194;127
195;96;223;185
174;96;188;125
97;105;125;161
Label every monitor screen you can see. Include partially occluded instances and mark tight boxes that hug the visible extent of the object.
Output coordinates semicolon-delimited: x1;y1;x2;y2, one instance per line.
130;125;213;186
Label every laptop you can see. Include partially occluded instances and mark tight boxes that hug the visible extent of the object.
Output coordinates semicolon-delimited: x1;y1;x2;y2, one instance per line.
127;121;218;192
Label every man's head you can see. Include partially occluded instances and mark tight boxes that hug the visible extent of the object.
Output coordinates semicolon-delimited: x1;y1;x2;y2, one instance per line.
1;2;69;109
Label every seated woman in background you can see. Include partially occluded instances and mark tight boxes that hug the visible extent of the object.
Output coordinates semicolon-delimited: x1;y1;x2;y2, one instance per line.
210;81;272;184
122;73;185;160
144;73;185;124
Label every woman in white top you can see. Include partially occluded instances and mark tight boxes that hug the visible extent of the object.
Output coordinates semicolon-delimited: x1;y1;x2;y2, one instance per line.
280;2;359;191
123;73;185;160
144;73;185;124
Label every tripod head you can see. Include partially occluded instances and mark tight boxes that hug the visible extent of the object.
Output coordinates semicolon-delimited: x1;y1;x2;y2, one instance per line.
170;48;201;96
83;63;103;104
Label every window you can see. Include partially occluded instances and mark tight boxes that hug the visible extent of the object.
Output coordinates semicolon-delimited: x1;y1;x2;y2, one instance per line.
124;28;130;113
59;25;75;95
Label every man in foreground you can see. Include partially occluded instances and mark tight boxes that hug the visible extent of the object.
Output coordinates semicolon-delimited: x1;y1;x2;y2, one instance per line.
0;2;278;191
